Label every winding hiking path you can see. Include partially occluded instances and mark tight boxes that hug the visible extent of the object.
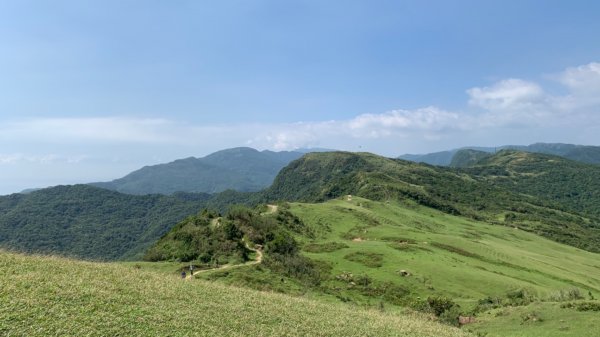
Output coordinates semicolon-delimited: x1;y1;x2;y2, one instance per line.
185;204;276;280
187;242;262;279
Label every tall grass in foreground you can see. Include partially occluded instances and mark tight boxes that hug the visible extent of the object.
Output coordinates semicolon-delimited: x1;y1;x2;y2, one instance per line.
0;251;471;337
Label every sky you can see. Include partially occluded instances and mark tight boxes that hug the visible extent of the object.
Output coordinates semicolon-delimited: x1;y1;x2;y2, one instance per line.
1;0;600;194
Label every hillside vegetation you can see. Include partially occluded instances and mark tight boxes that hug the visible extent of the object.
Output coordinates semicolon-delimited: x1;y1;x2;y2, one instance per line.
186;197;600;336
91;147;303;195
264;151;600;252
464;150;600;219
400;142;600;166
0;185;208;260
0;250;470;337
4;150;600;261
449;149;491;168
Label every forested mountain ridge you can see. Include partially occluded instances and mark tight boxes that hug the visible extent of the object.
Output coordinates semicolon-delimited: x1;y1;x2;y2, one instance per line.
400;142;600;166
463;150;600;219
90;147;304;195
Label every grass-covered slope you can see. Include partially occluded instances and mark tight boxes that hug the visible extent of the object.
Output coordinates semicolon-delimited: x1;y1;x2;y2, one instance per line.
183;197;600;336
264;151;600;252
92;147;303;195
0;250;470;337
286;197;600;336
289;197;600;302
0;185;209;260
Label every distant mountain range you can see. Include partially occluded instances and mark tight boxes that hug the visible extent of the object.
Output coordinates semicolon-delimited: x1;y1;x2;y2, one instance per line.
399;143;600;166
90;147;331;195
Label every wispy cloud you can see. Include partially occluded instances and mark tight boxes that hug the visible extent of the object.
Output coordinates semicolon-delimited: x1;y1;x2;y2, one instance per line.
0;153;88;165
2;61;600;194
2;62;599;154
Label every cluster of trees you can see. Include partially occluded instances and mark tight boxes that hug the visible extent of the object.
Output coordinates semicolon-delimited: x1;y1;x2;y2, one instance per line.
0;185;206;260
145;204;324;285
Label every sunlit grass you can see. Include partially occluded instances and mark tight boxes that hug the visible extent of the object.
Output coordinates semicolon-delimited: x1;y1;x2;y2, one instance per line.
0;250;470;337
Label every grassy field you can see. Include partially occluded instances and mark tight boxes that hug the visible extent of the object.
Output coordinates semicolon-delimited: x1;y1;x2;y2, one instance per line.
0;250;470;337
287;197;600;303
465;301;600;337
284;196;600;336
185;196;600;336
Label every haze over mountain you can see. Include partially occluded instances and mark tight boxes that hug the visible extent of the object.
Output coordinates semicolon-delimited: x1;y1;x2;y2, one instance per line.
399;143;600;167
90;147;306;195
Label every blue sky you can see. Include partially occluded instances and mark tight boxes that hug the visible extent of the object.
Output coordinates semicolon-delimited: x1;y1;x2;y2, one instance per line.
1;1;600;194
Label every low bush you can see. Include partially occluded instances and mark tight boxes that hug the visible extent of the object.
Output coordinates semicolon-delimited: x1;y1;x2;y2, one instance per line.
561;301;600;312
303;242;349;253
547;288;584;301
343;251;384;268
506;288;537;306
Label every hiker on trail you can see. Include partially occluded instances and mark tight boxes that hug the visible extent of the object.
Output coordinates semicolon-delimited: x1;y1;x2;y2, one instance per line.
190;264;194;276
181;271;186;279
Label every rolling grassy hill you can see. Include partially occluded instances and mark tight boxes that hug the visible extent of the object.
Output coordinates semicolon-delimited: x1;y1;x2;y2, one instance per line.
263;151;600;252
186;196;600;336
0;250;470;337
91;147;304;195
288;197;600;302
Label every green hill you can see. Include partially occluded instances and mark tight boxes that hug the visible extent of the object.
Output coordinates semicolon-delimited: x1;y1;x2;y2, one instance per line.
264;151;600;252
0;185;210;260
400;142;600;166
172;197;599;337
0;250;469;337
91;147;303;195
449;149;492;168
463;150;600;219
4;150;600;263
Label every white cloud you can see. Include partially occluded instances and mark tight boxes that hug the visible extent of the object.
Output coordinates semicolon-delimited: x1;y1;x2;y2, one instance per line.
347;107;460;135
554;62;600;109
5;62;597;155
557;62;600;92
467;79;545;111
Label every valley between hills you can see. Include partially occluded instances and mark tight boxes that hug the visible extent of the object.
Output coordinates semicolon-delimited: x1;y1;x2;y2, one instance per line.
2;145;600;337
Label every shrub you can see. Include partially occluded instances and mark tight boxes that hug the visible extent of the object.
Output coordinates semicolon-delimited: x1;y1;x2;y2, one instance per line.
343;251;384;268
427;296;457;316
561;301;600;312
303;242;349;253
506;288;536;306
439;305;463;327
548;288;584;302
266;232;299;255
521;311;543;323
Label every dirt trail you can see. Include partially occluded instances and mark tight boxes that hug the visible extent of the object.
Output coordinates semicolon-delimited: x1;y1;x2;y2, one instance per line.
265;204;278;214
187;242;262;279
